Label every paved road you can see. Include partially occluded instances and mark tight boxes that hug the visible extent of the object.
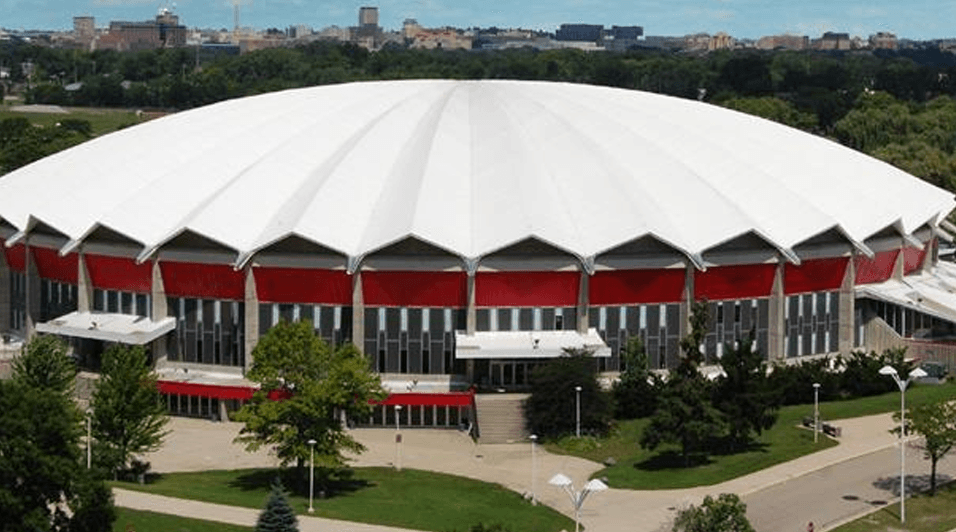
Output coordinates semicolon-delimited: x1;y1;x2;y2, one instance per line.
744;443;956;532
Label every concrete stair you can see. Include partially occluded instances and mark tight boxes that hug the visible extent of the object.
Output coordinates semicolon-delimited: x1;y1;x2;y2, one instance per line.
475;393;530;444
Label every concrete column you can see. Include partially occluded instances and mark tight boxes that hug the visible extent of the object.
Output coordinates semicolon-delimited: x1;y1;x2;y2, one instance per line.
351;270;364;352
76;252;93;313
678;263;694;342
243;265;258;372
0;244;10;333
893;245;905;281
150;259;168;363
577;271;589;334
922;238;935;273
466;273;476;335
24;243;40;340
838;254;856;354
767;260;786;360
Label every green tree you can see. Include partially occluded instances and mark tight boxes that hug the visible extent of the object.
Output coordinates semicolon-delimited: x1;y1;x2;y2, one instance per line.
672;493;754;532
12;334;75;397
641;302;725;466
90;344;169;478
612;337;661;419
234;321;385;477
712;334;779;449
255;479;298;532
524;347;613;438
892;400;956;495
719;97;818;130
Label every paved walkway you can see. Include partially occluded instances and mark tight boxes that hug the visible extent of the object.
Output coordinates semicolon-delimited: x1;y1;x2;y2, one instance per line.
125;412;917;532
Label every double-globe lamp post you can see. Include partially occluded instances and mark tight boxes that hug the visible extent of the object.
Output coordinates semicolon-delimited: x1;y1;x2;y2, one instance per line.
529;434;538;505
86;407;93;470
575;385;582;438
307;439;316;513
395;405;403;472
549;473;608;532
878;365;928;524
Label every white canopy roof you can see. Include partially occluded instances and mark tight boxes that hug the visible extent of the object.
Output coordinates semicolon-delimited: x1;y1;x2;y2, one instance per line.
0;80;951;266
35;311;175;345
856;262;956;326
455;328;611;359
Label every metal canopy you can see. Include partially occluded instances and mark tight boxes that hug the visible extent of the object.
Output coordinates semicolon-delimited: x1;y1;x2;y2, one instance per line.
455;328;611;359
36;311;176;345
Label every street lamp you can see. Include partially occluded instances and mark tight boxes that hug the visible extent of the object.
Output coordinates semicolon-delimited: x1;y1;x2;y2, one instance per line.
549;473;608;532
574;385;582;438
879;364;928;524
529;434;538;505
394;405;403;472
307;439;316;513
813;382;821;443
85;407;93;469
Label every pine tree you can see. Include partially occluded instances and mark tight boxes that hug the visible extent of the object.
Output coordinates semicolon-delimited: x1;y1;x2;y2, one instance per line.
255;479;299;532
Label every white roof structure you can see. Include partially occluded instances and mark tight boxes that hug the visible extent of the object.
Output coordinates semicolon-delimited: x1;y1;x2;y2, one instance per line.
0;79;952;268
857;261;956;326
455;328;611;359
35;311;176;345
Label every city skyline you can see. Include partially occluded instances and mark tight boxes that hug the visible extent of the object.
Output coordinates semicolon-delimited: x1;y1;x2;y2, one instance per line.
0;0;952;40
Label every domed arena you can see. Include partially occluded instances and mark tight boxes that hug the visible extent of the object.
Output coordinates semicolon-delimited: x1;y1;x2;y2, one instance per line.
2;79;955;425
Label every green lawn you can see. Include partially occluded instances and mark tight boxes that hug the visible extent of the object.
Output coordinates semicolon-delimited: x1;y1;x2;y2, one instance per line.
545;382;956;490
830;481;956;532
0;106;147;135
114;508;251;532
112;467;573;532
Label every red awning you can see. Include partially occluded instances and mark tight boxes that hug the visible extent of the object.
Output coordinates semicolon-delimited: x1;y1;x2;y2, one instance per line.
157;380;255;400
373;391;476;407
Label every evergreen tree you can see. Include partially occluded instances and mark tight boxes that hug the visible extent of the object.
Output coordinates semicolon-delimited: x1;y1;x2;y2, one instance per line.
612;337;662;419
12;334;75;397
712;333;779;449
524;347;613;438
255;479;299;532
640;302;726;466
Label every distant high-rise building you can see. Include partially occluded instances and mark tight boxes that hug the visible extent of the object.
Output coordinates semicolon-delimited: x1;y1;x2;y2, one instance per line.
96;7;186;52
73;16;94;39
359;7;379;27
869;32;898;50
555;24;603;42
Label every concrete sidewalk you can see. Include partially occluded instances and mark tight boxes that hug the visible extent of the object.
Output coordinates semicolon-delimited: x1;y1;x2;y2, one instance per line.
133;412;903;532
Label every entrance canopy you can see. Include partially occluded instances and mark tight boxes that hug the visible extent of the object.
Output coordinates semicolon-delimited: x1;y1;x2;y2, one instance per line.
455;328;611;359
36;311;175;345
856;262;956;325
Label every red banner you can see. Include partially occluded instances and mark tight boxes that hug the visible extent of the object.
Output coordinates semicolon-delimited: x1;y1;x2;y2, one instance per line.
695;264;776;301
3;243;26;272
902;247;926;275
253;267;351;305
475;271;579;307
784;257;849;295
589;268;685;305
31;246;78;284
363;271;467;307
160;261;245;300
855;249;899;285
85;254;152;293
373;391;475;407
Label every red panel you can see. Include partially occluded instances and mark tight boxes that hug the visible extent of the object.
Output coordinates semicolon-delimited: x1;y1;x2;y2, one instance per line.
694;264;776;301
903;247;927;275
31;246;78;284
254;267;351;304
855;249;900;285
157;380;256;400
3;243;26;272
373;391;476;407
784;257;849;295
363;271;467;307
160;261;245;300
589;269;685;305
475;271;580;307
85;254;152;293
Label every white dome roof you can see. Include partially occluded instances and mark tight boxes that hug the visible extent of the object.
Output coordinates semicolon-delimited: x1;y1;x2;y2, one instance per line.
0;79;952;267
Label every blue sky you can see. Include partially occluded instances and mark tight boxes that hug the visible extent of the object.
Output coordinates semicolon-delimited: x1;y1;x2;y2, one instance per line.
0;0;952;40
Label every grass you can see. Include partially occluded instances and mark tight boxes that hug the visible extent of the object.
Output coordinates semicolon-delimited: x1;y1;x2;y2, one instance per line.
113;508;251;532
544;381;956;490
830;481;956;532
112;467;574;532
0;106;147;135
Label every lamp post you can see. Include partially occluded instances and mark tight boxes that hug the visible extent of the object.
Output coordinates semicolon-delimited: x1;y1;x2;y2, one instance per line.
85;407;93;470
813;382;821;443
395;405;403;472
879;365;928;524
307;439;316;513
574;385;582;438
549;473;608;532
529;434;538;505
